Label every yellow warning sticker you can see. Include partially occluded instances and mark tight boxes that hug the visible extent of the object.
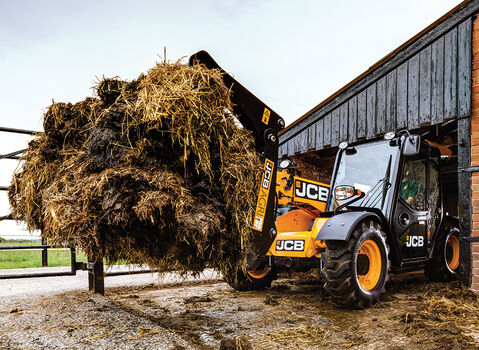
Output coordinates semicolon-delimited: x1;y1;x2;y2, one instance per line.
262;108;271;125
253;158;274;231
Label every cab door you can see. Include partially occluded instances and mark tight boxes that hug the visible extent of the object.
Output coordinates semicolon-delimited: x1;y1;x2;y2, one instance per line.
392;152;428;261
427;152;442;245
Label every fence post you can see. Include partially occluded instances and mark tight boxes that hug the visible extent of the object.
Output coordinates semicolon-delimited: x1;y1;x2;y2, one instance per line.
41;237;48;267
88;255;104;295
70;248;77;275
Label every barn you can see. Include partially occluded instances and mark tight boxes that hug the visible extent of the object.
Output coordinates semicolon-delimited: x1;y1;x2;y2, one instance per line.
278;0;479;292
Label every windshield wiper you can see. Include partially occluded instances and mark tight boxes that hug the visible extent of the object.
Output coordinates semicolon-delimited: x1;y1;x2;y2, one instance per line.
380;155;392;209
358;178;384;207
358;155;392;209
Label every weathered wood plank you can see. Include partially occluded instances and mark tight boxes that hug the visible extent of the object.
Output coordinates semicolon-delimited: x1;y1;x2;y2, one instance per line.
419;45;432;125
431;36;445;124
331;108;340;146
396;61;408;129
323;113;332;146
279;0;479;144
294;131;302;154
444;26;458;120
348;96;358;143
366;84;376;139
286;138;295;157
386;70;397;132
407;53;420;129
315;118;324;150
376;76;387;134
307;124;316;151
283;0;479;144
339;103;348;142
357;90;367;138
299;129;308;153
458;19;472;118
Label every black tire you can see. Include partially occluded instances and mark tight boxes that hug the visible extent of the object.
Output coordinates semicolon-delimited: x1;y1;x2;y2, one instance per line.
321;219;389;309
221;265;276;291
425;223;460;281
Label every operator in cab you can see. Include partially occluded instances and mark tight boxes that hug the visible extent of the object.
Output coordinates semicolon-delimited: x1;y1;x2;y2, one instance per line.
399;162;420;206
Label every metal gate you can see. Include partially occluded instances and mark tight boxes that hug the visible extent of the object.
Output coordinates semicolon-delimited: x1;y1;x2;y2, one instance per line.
0;126;152;295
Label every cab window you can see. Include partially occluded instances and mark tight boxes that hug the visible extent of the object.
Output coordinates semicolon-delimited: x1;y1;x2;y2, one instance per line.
400;157;426;211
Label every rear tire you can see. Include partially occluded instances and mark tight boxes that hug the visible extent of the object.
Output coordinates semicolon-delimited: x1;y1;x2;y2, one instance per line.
221;265;276;291
425;223;460;281
321;219;389;309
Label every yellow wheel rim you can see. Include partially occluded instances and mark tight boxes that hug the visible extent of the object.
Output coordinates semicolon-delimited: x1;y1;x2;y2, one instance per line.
357;239;382;291
247;267;271;279
446;235;460;271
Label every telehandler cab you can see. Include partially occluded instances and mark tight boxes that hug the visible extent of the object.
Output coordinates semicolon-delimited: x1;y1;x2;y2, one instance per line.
318;134;459;308
189;51;460;309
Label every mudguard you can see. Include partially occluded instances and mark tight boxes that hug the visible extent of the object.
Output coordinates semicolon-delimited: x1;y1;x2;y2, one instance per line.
315;211;381;241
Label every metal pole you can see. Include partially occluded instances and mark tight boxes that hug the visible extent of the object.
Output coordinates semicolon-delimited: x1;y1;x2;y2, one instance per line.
457;115;472;286
41;237;48;267
0;271;76;279
0;126;38;135
88;255;104;295
0;149;26;160
70;248;77;275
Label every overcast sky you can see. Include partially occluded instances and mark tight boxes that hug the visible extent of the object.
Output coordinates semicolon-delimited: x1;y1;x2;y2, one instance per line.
0;0;464;239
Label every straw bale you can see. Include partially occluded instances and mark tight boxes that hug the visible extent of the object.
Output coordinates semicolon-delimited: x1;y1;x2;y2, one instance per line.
9;60;262;274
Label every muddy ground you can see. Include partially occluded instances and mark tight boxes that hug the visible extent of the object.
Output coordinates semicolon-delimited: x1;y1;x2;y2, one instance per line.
1;271;478;350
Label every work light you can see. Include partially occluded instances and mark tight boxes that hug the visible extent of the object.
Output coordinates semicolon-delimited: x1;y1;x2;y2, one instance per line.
335;185;355;200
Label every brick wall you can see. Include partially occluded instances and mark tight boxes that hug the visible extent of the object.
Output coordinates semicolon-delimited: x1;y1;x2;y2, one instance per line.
471;14;479;292
291;154;335;184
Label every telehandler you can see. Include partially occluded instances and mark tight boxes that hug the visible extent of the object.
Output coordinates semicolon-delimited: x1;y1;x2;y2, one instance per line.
190;51;460;308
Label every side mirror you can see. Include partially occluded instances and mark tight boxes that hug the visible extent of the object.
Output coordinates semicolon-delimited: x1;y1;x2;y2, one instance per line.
401;135;421;156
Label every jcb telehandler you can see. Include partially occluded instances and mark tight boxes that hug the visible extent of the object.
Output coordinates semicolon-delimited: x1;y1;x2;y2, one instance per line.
190;51;460;309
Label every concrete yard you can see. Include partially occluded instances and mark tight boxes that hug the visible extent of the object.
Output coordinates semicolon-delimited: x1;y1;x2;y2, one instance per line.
1;270;478;349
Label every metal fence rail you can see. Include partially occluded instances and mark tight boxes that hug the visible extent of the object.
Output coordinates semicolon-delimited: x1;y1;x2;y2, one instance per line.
0;149;26;160
0;245;80;279
0;126;37;135
0;126;152;294
0;243;153;295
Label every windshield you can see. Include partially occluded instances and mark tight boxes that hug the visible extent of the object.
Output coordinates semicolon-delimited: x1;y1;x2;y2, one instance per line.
328;140;399;213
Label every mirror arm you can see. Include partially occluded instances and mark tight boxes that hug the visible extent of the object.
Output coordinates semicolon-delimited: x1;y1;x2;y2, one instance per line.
334;191;366;215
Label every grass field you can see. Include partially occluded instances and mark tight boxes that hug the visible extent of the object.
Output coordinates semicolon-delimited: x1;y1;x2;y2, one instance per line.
0;242;88;269
0;242;40;247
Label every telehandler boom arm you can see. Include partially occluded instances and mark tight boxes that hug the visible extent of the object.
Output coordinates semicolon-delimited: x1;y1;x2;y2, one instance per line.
189;51;285;270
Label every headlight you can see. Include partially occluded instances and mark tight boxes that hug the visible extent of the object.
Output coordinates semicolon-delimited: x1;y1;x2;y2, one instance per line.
384;131;396;140
335;185;355;200
279;159;292;169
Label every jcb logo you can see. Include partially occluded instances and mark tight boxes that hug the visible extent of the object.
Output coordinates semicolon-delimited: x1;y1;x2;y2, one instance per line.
253;159;274;231
295;180;328;202
262;161;273;189
405;236;424;247
276;240;305;251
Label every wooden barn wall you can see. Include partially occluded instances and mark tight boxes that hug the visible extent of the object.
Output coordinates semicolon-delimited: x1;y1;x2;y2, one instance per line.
279;16;473;157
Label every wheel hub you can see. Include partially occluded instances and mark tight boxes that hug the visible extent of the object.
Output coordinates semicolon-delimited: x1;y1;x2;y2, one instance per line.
445;234;460;271
357;239;382;291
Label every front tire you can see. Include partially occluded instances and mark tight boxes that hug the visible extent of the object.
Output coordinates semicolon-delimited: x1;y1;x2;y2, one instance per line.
425;223;460;281
321;219;389;309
